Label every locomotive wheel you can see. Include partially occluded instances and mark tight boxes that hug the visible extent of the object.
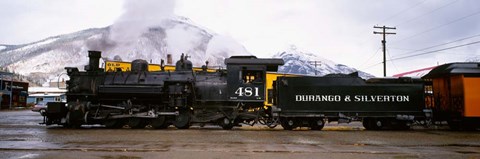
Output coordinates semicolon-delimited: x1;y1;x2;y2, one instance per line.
65;111;82;129
174;111;191;129
150;116;169;129
127;118;147;129
370;118;384;130
104;119;124;129
219;117;234;130
281;118;297;130
363;118;383;130
309;118;325;130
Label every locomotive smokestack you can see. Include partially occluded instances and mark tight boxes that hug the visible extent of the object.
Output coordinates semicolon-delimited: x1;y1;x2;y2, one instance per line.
167;54;172;65
85;50;101;71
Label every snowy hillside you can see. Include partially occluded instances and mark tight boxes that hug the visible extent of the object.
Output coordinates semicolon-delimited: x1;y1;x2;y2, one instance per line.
0;16;249;84
1;16;376;84
274;46;374;79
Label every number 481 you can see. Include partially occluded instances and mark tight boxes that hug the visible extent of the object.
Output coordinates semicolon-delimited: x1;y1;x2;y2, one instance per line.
235;87;259;97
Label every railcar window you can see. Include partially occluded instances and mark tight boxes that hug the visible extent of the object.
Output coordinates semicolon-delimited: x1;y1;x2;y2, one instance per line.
424;84;434;109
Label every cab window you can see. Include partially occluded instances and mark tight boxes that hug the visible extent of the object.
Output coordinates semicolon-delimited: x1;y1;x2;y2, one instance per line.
240;70;263;84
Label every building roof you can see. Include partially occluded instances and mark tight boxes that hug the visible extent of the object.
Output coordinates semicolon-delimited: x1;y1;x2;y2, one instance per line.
28;93;64;97
1;72;29;86
0;71;14;76
423;62;480;78
393;66;437;78
28;87;67;94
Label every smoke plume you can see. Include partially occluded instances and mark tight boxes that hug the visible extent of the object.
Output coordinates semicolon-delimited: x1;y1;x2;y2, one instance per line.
109;0;176;44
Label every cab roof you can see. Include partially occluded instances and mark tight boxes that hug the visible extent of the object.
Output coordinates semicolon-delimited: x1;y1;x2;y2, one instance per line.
225;56;284;72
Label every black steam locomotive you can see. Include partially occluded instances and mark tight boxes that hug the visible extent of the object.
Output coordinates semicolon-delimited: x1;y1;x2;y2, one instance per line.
43;50;480;130
44;51;284;129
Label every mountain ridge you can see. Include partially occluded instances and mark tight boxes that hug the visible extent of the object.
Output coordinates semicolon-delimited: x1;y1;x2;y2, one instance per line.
274;46;374;78
1;16;374;85
0;16;250;84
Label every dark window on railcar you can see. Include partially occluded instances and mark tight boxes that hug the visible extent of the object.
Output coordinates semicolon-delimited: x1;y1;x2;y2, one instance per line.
268;81;277;104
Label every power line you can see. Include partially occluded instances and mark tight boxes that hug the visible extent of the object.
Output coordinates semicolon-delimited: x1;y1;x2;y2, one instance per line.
389;47;416;51
389;40;480;61
358;1;427;63
395;0;459;27
363;40;480;71
386;49;400;73
394;9;480;44
358;47;381;69
393;33;480;58
377;0;428;24
363;61;383;71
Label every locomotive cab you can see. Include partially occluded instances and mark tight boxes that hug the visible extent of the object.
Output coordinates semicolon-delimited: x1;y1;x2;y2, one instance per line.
225;56;284;107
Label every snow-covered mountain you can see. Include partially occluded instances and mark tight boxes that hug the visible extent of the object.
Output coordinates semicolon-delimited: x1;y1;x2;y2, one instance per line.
274;46;374;79
1;16;375;85
0;16;249;84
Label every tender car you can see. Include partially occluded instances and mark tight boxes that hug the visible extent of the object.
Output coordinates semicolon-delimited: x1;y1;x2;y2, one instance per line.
32;101;48;115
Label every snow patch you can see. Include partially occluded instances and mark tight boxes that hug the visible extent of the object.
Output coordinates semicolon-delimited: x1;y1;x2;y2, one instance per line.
17;38;58;51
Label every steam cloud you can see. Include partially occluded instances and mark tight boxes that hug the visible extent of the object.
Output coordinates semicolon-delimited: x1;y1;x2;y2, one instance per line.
109;0;176;44
103;0;250;66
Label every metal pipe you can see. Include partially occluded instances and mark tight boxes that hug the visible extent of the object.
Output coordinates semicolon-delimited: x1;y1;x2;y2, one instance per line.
9;74;12;109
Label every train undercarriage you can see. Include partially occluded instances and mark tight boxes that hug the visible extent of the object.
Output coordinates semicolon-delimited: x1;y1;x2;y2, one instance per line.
42;99;279;130
43;100;435;131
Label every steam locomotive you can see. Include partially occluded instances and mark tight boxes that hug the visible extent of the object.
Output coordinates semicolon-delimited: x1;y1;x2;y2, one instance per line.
42;50;480;130
44;51;284;129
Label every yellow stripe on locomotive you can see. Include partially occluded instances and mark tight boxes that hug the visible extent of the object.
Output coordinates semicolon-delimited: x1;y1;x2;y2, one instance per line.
104;61;216;72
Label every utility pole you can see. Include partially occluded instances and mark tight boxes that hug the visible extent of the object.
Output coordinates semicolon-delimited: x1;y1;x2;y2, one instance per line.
308;61;322;76
373;25;396;77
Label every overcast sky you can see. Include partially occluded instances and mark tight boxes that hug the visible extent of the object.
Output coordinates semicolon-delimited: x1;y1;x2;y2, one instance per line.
1;0;479;76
